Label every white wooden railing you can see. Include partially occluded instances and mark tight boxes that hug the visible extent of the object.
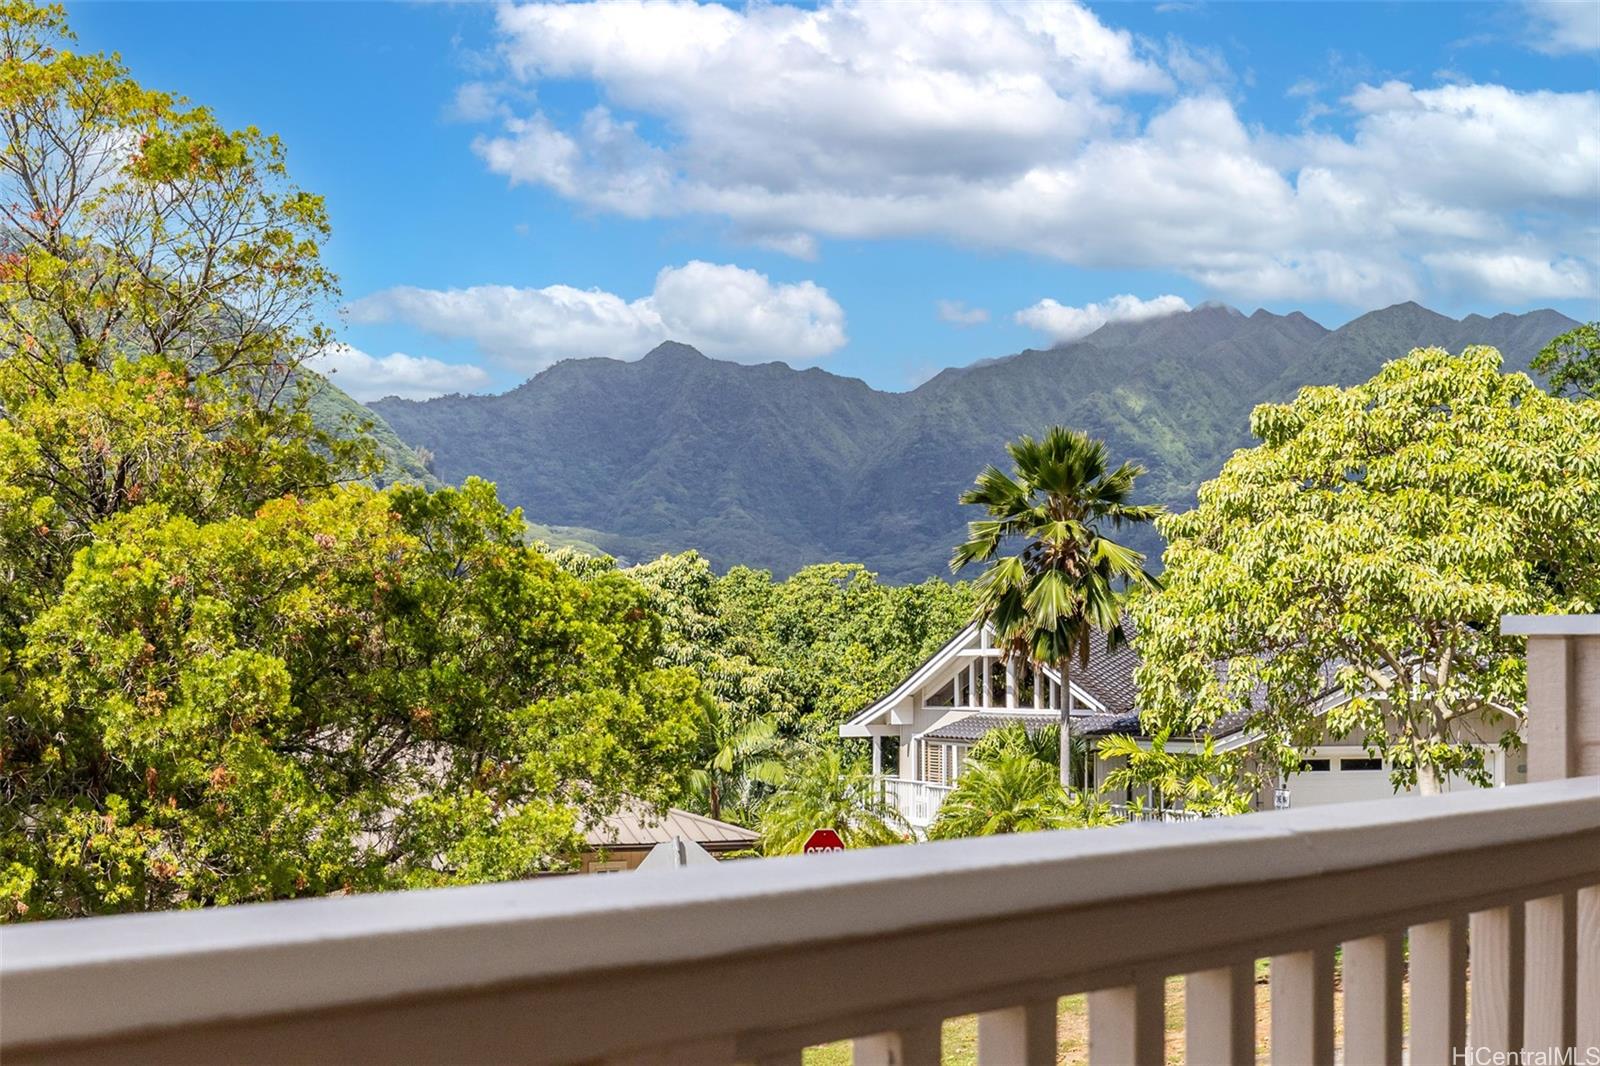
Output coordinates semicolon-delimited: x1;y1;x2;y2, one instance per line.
1106;802;1207;823
876;775;954;828
3;616;1598;1066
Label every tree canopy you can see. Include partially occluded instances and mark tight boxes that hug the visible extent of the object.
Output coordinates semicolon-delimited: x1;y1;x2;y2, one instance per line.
1531;322;1599;401
0;4;711;919
1135;347;1600;794
4;480;702;917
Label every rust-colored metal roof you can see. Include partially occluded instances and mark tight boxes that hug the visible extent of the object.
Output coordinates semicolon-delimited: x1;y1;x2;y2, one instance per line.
585;806;760;851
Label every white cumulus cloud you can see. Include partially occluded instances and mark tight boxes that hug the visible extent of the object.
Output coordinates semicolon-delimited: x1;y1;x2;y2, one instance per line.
1015;293;1192;343
1422;250;1596;302
466;0;1600;306
347;261;846;373
306;345;491;402
1523;0;1600;54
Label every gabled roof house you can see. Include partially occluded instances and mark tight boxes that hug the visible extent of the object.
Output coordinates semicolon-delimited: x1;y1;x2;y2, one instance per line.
840;620;1524;828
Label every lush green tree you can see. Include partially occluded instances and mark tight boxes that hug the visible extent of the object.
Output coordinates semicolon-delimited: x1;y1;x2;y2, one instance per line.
1136;347;1600;795
2;480;702;918
628;552;793;728
0;2;366;674
759;749;905;854
1532;322;1599;401
963;718;1094;787
0;5;713;920
951;427;1161;786
928;745;1118;839
718;562;973;742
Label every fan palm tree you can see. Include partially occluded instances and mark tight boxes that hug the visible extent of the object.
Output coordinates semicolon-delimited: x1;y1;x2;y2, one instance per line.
689;701;788;823
759;748;906;854
951;427;1162;787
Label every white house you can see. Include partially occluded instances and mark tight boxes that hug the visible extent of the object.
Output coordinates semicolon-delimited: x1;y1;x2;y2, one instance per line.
839;620;1525;828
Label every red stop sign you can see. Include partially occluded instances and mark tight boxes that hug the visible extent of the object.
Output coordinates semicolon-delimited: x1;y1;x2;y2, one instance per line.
803;828;845;854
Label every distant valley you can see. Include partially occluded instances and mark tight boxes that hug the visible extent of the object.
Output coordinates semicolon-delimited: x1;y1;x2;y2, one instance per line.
355;302;1577;582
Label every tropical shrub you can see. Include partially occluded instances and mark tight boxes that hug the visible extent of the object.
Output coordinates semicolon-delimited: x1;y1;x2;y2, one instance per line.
759;749;906;853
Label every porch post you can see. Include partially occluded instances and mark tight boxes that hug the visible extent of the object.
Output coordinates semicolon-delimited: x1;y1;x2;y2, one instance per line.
871;735;882;777
981;656;990;708
1005;660;1017;709
1502;615;1600;1056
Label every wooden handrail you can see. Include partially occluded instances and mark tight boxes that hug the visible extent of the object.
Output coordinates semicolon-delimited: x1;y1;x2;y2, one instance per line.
4;778;1598;1064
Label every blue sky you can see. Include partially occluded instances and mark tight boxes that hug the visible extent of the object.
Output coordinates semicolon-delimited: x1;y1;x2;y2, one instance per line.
67;1;1600;396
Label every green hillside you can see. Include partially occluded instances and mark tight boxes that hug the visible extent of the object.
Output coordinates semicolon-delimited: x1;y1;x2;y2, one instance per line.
302;371;441;490
370;303;1578;581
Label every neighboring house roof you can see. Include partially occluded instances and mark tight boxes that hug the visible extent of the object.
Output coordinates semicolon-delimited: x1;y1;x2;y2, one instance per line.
1059;635;1143;718
841;621;981;732
585;806;759;852
841;621;1113;736
844;614;1356;751
920;707;1262;746
924;712;1051;742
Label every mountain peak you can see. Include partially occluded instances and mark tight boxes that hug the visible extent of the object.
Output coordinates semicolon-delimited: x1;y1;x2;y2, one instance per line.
642;340;708;362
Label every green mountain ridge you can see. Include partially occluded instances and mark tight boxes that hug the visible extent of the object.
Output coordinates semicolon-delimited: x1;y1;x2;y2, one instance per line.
303;371;440;489
368;302;1579;581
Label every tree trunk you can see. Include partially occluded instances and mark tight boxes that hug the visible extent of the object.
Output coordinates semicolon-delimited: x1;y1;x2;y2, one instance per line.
1416;763;1442;796
1058;659;1072;790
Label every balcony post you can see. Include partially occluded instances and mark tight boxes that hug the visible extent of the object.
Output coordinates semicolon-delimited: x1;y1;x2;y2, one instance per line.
1500;615;1600;782
1183;963;1253;1066
1468;905;1524;1053
1342;933;1402;1066
1522;892;1577;1057
1502;615;1600;1053
1410;916;1468;1066
976;999;1055;1066
1268;947;1333;1065
1086;975;1162;1066
871;735;882;777
853;1022;940;1066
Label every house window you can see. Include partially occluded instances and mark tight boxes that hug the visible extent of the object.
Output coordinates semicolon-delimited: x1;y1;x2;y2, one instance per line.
1340;758;1383;771
1299;758;1331;772
589;860;629;874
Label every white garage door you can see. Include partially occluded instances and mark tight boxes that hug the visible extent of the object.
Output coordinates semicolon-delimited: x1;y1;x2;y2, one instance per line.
1281;753;1407;808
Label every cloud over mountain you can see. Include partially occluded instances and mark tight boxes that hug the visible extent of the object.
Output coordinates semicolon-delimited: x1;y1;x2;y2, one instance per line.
306;345;490;402
463;0;1598;306
347;261;847;373
1016;293;1192;343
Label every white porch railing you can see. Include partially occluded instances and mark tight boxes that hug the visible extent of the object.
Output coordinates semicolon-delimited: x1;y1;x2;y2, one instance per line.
876;775;953;829
1107;802;1207;823
2;616;1598;1066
